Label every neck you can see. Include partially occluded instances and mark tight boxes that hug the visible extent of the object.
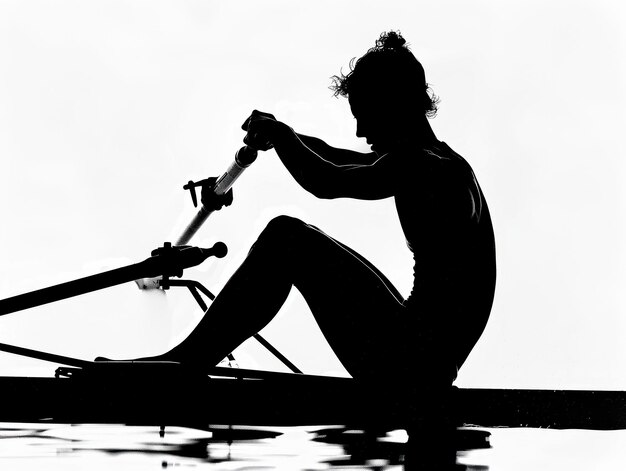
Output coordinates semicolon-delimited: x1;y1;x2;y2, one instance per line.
416;116;438;146
396;116;437;149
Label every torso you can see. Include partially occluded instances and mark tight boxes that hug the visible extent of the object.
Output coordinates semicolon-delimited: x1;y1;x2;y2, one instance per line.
394;141;496;371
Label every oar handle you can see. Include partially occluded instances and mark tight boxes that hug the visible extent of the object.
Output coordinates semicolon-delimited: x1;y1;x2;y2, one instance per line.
137;146;258;290
214;145;258;195
176;146;257;246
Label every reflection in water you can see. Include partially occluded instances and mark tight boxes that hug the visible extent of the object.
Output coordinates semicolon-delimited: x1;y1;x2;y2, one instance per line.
4;422;626;469
0;422;491;469
312;426;489;469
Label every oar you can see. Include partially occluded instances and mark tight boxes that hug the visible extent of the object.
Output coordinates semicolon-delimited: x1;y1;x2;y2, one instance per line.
0;341;92;368
0;243;227;317
178;145;258;246
136;145;258;290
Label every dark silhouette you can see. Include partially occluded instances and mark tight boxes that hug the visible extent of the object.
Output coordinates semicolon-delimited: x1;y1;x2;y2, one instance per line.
134;31;496;392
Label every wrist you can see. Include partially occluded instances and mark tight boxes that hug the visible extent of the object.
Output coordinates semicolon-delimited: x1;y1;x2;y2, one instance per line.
273;121;295;146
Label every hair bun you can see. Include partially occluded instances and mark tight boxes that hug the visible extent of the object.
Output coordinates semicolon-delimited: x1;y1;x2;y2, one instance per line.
377;31;407;51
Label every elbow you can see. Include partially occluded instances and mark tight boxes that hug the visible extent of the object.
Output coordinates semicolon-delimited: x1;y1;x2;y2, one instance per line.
309;186;338;199
307;180;341;199
297;169;342;199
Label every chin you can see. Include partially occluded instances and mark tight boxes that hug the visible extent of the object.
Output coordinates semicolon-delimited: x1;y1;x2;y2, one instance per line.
371;144;388;155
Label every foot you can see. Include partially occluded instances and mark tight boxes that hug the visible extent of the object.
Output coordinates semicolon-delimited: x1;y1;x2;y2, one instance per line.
94;349;197;365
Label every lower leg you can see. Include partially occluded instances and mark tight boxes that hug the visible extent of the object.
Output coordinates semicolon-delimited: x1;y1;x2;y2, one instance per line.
142;227;294;366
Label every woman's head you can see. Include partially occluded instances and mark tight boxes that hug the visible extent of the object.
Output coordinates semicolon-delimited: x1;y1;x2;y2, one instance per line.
331;31;438;116
330;31;439;152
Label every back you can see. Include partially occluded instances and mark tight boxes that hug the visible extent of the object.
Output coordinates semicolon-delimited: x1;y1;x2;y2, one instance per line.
395;141;496;372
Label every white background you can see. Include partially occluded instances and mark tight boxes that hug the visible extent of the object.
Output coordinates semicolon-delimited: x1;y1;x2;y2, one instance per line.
0;0;624;390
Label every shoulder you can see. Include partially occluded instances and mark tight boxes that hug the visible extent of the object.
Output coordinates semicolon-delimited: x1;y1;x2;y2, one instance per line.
416;142;484;221
424;142;473;176
392;141;470;190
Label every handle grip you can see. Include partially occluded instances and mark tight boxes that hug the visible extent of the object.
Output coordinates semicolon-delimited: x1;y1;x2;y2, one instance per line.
213;146;257;195
176;145;257;246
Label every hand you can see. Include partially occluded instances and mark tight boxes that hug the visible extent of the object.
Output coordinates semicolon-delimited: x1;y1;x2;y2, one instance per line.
241;110;287;151
200;176;233;211
241;110;277;132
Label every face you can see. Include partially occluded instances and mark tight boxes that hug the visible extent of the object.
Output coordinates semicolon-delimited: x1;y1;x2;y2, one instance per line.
349;91;405;154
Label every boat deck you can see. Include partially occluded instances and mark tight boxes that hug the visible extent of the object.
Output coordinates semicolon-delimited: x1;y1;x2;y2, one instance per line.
2;372;624;430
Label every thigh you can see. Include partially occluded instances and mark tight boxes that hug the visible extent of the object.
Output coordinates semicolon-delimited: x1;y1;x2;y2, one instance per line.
290;221;410;380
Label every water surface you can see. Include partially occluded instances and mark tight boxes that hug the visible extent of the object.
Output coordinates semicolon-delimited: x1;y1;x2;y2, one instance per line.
1;422;624;470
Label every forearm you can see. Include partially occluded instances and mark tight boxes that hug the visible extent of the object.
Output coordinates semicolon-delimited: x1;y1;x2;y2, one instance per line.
272;127;342;198
244;112;388;199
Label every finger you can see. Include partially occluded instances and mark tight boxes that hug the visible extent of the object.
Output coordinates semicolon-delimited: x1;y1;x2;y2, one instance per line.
242;114;264;131
241;111;260;130
245;119;262;134
255;110;277;121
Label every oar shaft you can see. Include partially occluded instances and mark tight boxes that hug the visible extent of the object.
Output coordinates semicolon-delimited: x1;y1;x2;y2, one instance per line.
176;206;212;246
0;342;91;368
0;244;224;315
0;262;148;317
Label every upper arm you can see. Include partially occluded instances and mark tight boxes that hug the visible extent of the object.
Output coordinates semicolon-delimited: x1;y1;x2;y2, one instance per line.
315;151;402;200
297;134;379;166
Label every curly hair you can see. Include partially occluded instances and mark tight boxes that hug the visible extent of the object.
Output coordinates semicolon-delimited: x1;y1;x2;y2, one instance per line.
330;31;439;118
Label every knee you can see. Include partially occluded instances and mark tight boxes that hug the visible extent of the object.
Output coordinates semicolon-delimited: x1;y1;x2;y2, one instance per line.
262;215;306;238
255;215;308;250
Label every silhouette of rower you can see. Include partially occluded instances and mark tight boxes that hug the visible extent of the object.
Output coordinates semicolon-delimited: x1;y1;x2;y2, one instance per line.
130;31;496;390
